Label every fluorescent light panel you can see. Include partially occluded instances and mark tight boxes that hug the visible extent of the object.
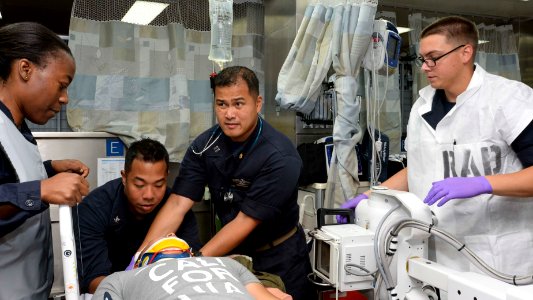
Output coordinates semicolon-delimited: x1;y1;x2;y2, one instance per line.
397;27;412;34
121;1;169;25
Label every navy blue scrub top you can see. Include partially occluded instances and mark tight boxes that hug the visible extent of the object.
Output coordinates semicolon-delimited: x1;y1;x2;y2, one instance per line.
172;117;302;253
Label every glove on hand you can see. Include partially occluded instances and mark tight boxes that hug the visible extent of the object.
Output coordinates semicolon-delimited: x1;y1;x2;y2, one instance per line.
125;252;140;271
424;176;493;207
336;194;369;224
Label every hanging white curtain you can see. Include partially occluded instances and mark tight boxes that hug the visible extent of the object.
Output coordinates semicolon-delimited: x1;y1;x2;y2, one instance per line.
275;0;337;114
67;0;264;162
276;0;377;203
408;13;436;101
477;24;521;81
328;0;377;202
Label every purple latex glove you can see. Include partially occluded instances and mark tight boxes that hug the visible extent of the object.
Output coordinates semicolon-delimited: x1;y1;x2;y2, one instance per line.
424;176;493;207
336;194;369;224
125;252;140;271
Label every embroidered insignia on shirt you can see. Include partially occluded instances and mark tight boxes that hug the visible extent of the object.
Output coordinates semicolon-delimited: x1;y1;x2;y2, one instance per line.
232;178;251;188
113;216;121;224
213;145;220;153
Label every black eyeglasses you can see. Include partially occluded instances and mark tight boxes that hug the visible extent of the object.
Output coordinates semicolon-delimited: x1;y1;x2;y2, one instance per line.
415;44;465;67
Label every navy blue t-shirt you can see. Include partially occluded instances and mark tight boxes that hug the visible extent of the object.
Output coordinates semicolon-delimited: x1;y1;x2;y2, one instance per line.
171;118;314;300
172;118;302;252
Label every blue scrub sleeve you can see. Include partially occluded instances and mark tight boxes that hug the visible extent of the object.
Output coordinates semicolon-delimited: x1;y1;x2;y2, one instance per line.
511;120;533;168
0;180;46;236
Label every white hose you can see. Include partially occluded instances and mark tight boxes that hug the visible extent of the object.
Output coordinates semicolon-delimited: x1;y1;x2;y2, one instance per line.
389;219;533;286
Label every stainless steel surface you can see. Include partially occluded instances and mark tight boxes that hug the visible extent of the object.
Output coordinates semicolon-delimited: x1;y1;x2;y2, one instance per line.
35;132;118;189
517;19;533;86
263;0;298;144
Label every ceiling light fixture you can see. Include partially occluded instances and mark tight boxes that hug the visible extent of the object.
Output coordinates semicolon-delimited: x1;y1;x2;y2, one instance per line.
121;1;169;25
396;27;412;35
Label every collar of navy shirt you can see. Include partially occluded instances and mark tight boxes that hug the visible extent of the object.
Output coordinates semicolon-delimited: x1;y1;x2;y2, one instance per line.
229;116;263;160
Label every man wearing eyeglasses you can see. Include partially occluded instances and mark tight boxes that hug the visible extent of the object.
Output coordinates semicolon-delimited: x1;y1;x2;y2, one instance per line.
341;16;533;276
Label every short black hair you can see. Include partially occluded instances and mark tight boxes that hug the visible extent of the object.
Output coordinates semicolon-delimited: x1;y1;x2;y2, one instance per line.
124;138;169;173
214;66;259;97
0;22;73;81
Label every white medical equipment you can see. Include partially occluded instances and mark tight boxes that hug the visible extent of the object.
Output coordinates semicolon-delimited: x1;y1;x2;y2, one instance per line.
312;224;376;292
59;205;80;300
311;188;533;299
363;19;402;75
208;0;233;69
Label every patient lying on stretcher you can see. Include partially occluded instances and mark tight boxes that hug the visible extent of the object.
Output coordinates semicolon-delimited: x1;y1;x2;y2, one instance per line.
93;234;291;299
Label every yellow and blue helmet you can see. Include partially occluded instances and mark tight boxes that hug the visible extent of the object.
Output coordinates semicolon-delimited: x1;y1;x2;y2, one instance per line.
134;234;192;269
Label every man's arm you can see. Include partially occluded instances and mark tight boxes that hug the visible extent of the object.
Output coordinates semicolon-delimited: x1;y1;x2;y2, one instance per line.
88;276;106;294
91;274;124;300
491;119;533;197
487;165;533;197
200;211;261;257
373;167;409;193
246;283;286;300
139;193;195;251
359;168;409;196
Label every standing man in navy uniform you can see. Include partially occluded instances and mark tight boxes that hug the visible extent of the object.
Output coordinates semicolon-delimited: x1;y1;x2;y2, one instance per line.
141;66;314;300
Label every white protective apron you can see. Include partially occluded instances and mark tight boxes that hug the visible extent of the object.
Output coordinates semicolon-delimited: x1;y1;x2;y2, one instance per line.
0;111;53;300
406;65;533;275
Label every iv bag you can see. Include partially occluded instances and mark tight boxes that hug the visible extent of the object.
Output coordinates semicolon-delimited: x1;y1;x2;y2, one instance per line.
208;0;233;68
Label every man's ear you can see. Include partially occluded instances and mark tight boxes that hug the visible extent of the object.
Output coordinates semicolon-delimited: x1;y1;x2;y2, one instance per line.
462;44;475;64
255;95;263;113
121;170;127;185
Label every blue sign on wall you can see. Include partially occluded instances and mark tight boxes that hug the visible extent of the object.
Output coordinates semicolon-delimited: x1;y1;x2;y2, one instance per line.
106;138;125;157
